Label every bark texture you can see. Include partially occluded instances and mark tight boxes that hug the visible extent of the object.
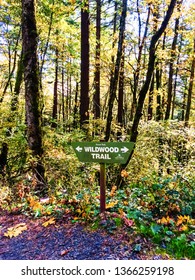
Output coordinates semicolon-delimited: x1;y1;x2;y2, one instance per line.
22;0;45;192
80;0;90;127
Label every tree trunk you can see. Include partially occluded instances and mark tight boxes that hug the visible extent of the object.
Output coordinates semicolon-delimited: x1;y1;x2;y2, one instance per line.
156;62;163;121
0;28;21;103
80;0;90;127
22;0;46;194
156;32;166;121
0;143;8;176
165;2;181;120
171;55;179;119
185;38;195;126
73;81;79;128
93;0;101;119
61;68;65;127
117;45;125;133
11;49;24;112
147;74;154;120
121;0;177;170
52;46;58;128
39;0;54;90
130;4;150;121
102;0;118;120
105;0;127;141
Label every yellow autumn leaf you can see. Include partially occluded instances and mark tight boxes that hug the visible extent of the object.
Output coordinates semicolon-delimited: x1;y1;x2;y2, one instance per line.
179;225;188;232
106;200;118;209
28;196;43;212
121;170;128;178
4;223;27;238
123;200;129;206
157;216;167;225
176;215;183;226
176;215;191;226
42;217;55;227
118;208;125;216
110;185;117;197
32;201;43;212
183;215;191;223
157;216;173;225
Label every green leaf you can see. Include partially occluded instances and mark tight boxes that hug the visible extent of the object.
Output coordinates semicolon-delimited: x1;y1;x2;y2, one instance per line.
166;230;174;236
150;223;162;235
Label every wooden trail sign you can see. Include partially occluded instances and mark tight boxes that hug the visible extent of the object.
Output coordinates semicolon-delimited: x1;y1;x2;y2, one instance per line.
72;141;134;213
72;142;134;164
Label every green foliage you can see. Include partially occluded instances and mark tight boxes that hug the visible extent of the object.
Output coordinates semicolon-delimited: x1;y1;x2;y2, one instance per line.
126;121;195;182
1;121;195;259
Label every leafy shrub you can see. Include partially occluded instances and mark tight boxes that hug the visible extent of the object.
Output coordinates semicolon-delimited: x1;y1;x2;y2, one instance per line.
126;121;195;182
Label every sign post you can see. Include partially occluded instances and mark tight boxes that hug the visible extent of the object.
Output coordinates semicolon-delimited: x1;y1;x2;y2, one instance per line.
100;163;106;213
72;142;134;213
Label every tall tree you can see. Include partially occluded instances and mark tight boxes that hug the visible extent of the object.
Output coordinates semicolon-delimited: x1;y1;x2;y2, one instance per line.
185;37;195;126
0;27;21;103
22;0;45;193
122;0;177;170
102;0;119;119
130;1;151;121
39;0;55;90
117;46;125;127
147;74;154;120
165;0;182;120
93;0;101;119
156;32;166;121
105;0;127;141
10;49;24;113
52;43;59;128
80;0;90;127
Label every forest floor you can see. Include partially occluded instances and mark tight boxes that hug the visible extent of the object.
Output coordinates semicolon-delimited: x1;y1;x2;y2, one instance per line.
0;209;172;260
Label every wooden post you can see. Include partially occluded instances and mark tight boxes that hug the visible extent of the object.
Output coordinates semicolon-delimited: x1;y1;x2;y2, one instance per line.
100;163;106;213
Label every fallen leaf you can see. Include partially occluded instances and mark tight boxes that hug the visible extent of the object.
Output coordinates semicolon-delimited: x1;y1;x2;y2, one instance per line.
110;185;117;197
179;225;188;232
106;201;118;209
123;217;134;227
4;223;27;238
60;249;70;256
42;217;55;227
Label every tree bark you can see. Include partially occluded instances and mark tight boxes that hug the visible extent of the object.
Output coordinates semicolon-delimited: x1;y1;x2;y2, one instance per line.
165;1;181;120
0;143;8;176
147;74;154;120
130;2;150;121
73;81;79;128
117;46;125;127
39;0;54;90
52;46;58;128
185;38;195;126
93;0;101;119
80;0;90;127
105;0;127;141
11;49;24;112
22;0;46;193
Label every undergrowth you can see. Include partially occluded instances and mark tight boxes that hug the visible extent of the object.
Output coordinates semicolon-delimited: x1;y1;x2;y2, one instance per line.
0;122;195;259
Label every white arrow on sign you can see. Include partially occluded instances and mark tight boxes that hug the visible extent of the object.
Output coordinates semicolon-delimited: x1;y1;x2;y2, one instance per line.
121;146;129;153
76;146;83;152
